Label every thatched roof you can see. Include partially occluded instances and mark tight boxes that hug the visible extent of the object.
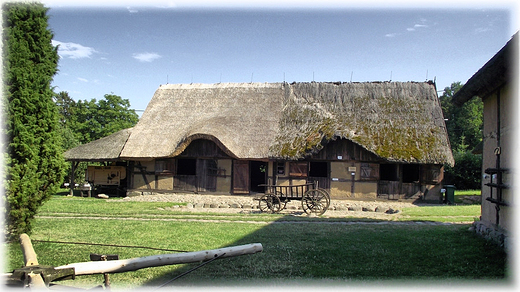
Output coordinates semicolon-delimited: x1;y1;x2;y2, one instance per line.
64;127;132;161
452;32;518;106
118;81;453;166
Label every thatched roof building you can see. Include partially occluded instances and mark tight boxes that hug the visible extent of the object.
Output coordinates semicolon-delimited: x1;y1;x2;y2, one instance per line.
118;81;453;166
64;127;132;162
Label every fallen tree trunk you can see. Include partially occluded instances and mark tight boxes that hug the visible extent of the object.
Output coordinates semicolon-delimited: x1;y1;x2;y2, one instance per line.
55;243;263;275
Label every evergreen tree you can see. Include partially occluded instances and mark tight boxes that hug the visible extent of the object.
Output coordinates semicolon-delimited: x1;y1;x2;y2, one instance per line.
3;2;67;238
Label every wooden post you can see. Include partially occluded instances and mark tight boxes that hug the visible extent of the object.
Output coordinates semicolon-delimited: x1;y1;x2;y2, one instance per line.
69;161;79;196
19;234;46;289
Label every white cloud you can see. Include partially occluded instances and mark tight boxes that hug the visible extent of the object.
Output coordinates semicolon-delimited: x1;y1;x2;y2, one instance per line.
132;52;162;62
406;23;429;32
127;6;138;13
52;40;98;59
475;27;492;34
77;77;89;82
385;33;398;37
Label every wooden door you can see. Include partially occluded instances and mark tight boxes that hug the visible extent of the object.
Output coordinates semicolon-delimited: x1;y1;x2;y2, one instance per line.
197;159;217;192
233;160;249;194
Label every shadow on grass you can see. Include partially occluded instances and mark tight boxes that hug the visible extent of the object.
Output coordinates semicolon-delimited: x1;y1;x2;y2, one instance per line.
140;214;509;289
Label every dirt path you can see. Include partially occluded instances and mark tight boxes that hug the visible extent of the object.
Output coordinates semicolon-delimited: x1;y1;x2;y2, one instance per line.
37;214;462;225
108;193;469;222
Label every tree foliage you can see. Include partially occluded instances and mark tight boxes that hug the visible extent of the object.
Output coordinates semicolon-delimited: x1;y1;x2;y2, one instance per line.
439;82;483;152
439;82;483;190
62;93;139;145
54;91;138;184
443;150;482;190
3;2;67;237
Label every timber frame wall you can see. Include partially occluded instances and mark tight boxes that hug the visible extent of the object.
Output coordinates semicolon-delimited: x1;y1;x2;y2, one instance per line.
126;138;445;202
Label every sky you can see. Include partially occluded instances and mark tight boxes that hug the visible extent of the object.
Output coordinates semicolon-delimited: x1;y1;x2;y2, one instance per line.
41;0;519;114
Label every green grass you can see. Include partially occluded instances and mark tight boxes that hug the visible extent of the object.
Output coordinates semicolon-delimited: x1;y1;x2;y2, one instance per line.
4;194;509;289
455;189;482;196
400;205;481;222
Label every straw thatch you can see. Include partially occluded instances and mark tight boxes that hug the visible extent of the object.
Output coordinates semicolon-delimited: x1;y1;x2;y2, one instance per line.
64;127;132;161
452;32;518;106
118;81;453;166
270;81;453;165
120;83;283;160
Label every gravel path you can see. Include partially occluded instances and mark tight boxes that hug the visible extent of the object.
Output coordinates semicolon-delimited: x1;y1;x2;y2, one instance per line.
114;192;421;220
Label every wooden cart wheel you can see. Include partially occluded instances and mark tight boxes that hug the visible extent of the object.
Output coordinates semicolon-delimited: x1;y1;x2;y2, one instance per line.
259;193;282;213
274;191;288;210
301;189;330;215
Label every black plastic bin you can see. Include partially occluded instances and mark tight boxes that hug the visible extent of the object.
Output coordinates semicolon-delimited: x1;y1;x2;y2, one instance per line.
444;185;456;204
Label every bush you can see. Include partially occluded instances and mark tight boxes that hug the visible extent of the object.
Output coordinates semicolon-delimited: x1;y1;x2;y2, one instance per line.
444;150;482;190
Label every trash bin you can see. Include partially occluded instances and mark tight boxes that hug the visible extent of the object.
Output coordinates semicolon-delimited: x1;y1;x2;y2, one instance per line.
444;185;455;204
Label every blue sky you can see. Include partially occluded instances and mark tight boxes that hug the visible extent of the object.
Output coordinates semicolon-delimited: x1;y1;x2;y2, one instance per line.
42;1;519;114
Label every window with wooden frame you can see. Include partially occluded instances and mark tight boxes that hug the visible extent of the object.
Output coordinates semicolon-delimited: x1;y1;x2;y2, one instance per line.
276;161;285;175
155;158;175;174
421;165;443;184
289;161;308;177
360;163;379;181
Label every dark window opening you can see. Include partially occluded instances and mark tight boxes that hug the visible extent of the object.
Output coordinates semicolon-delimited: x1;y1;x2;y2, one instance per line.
380;164;398;181
402;164;421;183
250;161;267;193
309;161;328;177
177;158;196;175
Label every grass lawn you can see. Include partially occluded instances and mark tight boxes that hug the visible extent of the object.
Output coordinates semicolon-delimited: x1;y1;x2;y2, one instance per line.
3;194;509;290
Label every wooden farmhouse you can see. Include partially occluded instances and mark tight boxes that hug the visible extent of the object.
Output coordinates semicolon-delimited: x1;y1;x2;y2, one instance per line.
452;32;518;250
64;81;454;202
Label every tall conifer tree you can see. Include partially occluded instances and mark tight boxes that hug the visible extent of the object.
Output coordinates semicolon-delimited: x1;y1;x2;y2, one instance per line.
3;2;66;237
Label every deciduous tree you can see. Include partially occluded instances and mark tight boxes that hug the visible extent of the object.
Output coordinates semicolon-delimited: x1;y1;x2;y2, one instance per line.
440;82;483;190
67;94;139;144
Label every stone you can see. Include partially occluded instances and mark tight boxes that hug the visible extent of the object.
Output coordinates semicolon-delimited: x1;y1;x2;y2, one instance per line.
335;205;347;211
230;203;241;208
375;206;386;213
97;194;109;199
362;206;375;212
348;205;362;212
126;191;142;197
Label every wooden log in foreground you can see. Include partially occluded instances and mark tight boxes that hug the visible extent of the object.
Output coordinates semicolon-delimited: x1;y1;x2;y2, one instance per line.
20;233;39;266
55;243;263;276
19;234;46;288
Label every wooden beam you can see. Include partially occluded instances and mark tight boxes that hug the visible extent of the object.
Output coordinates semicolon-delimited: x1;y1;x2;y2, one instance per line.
55;243;263;275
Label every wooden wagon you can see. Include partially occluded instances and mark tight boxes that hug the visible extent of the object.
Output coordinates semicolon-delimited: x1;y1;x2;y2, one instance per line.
257;182;331;215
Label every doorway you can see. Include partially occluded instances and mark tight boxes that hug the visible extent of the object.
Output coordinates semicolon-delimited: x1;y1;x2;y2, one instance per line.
250;161;267;193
